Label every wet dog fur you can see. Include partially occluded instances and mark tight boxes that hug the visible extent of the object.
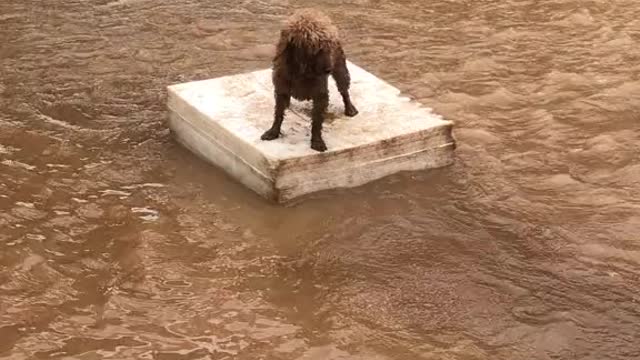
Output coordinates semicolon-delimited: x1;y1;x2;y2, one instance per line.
260;8;358;152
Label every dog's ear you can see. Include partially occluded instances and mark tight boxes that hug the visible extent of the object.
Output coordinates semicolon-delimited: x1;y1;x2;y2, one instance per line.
314;48;332;75
274;30;290;59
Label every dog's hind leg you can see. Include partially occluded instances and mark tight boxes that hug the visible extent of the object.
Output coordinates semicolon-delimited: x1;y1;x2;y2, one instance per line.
310;92;329;152
261;92;291;140
331;48;358;117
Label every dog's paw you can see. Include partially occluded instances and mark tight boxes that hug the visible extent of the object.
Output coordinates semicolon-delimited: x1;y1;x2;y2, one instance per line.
310;138;328;152
344;105;359;117
261;128;280;141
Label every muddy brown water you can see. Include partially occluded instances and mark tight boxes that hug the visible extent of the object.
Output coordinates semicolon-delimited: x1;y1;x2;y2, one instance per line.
1;0;640;359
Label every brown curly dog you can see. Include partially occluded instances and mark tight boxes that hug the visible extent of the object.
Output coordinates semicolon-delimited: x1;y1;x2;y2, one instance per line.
260;9;359;152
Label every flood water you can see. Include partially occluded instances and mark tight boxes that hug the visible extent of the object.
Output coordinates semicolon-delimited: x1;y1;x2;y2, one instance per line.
1;0;640;359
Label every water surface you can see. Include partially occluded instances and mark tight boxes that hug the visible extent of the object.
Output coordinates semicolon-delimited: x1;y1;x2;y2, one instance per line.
1;0;639;359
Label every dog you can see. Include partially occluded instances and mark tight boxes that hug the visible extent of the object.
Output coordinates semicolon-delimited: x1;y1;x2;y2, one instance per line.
260;8;358;152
